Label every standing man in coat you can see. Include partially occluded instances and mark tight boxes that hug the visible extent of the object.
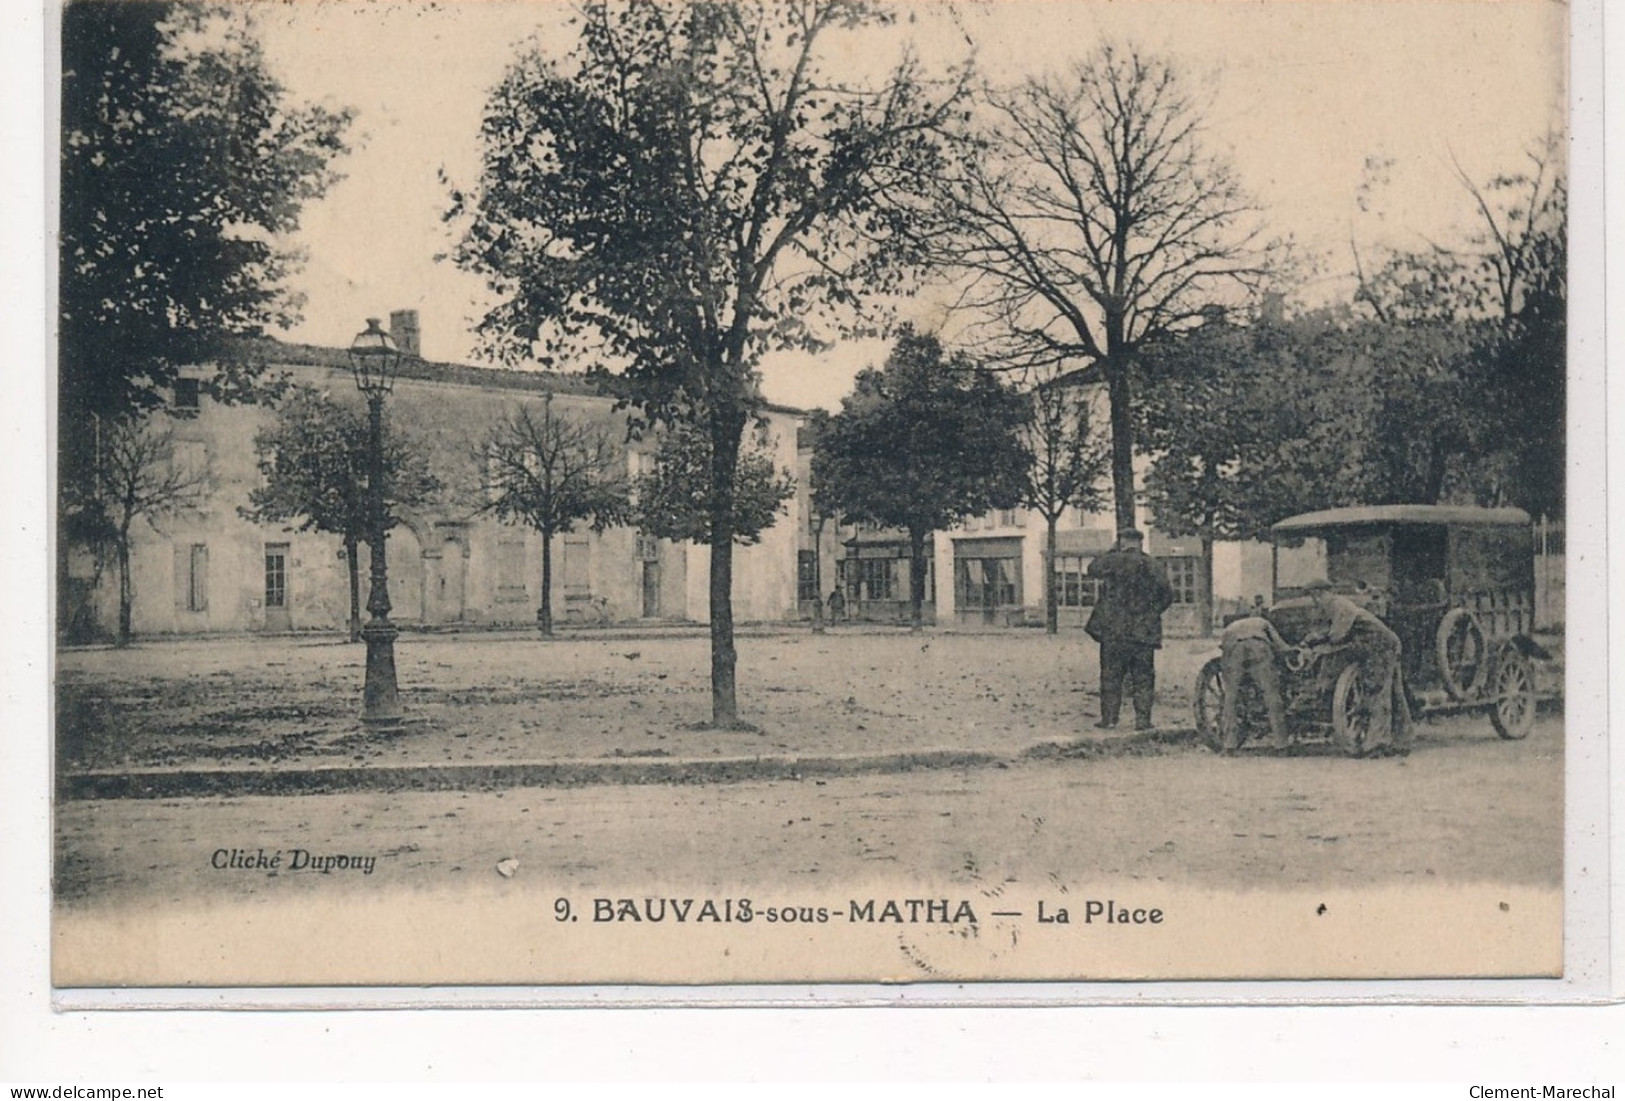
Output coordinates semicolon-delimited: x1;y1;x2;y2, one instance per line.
1086;528;1176;730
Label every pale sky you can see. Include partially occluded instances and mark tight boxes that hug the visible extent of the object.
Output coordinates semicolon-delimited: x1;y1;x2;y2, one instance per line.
255;0;1567;411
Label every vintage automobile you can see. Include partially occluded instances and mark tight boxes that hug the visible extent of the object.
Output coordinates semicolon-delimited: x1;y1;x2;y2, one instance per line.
1192;505;1549;754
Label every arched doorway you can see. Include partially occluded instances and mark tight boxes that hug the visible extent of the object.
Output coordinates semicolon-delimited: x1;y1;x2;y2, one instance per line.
425;523;470;625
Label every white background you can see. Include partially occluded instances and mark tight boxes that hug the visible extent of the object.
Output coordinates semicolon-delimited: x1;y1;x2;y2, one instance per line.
4;0;1620;1083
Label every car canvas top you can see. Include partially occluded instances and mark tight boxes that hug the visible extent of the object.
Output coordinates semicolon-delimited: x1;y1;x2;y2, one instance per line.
1271;505;1532;534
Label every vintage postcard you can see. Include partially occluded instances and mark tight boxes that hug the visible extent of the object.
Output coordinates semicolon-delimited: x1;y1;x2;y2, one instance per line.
51;0;1589;992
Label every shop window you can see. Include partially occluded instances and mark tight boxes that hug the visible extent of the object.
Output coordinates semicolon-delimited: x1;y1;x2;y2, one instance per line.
1052;554;1102;608
956;556;1019;609
849;557;898;602
1165;556;1199;605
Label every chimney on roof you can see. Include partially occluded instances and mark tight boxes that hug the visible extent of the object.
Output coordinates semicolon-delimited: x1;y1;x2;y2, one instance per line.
1259;292;1286;326
389;309;421;358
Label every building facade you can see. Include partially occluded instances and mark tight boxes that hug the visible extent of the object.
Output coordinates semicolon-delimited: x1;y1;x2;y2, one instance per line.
66;317;1301;641
66;314;806;639
799;442;1274;638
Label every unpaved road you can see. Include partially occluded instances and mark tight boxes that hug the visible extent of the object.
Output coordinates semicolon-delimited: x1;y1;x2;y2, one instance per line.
56;630;1178;772
56;712;1562;909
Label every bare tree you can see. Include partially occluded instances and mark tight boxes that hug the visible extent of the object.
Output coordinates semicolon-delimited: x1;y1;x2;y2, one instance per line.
932;43;1267;530
1350;130;1567;516
1453;131;1566;326
477;394;631;635
1018;378;1110;634
74;415;213;645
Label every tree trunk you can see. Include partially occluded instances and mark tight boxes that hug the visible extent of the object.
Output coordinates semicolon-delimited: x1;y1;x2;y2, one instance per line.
708;412;746;728
1197;466;1219;638
1200;532;1215;638
538;529;554;636
1424;438;1450;504
345;535;361;642
1045;514;1059;634
908;527;928;632
115;534;132;647
1106;355;1137;534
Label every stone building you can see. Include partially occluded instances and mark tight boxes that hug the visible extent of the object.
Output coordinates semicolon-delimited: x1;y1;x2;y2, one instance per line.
65;312;1296;641
66;312;808;638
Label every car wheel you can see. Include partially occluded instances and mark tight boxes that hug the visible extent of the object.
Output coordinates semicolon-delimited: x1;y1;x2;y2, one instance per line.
1489;648;1536;740
1436;608;1488;701
1193;658;1225;751
1331;664;1369;757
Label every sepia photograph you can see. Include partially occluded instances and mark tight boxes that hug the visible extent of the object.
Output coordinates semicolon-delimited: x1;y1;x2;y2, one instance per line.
50;0;1577;989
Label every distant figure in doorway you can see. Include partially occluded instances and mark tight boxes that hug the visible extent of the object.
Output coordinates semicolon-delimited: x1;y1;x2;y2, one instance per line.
827;587;846;622
1085;529;1175;731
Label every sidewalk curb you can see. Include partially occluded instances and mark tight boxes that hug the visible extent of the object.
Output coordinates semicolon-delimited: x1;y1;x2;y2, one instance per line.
1025;724;1200;759
61;726;1200;800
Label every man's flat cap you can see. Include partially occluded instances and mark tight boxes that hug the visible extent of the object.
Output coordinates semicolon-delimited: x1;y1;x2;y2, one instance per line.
1116;527;1144;542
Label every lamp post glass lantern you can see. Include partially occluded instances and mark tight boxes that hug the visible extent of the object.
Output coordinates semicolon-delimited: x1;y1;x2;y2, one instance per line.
811;511;827;633
349;318;403;728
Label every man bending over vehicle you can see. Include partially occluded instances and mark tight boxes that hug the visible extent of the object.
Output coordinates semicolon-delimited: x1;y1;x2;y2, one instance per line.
1303;579;1412;757
1218;614;1293;753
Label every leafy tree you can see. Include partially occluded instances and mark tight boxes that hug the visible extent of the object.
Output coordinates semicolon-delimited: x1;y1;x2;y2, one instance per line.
478;395;632;635
60;0;350;627
69;415;213;645
928;42;1268;532
1017;378;1109;633
1491;176;1565;518
447;0;964;725
242;387;441;642
60;0;350;421
1138;306;1505;614
811;329;1028;630
632;420;794;548
1137;314;1313;629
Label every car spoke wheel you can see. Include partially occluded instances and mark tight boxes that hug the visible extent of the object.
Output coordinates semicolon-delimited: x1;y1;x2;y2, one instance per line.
1490;649;1536;740
1193;658;1225;751
1331;664;1369;756
1437;608;1488;701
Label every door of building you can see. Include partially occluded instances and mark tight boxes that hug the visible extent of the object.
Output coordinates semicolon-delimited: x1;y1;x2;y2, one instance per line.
955;557;1018;624
427;529;468;624
641;560;661;618
264;543;291;631
952;537;1023;625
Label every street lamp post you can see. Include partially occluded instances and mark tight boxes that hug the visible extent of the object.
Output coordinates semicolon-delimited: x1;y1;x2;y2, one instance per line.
349;318;404;729
811;511;827;633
